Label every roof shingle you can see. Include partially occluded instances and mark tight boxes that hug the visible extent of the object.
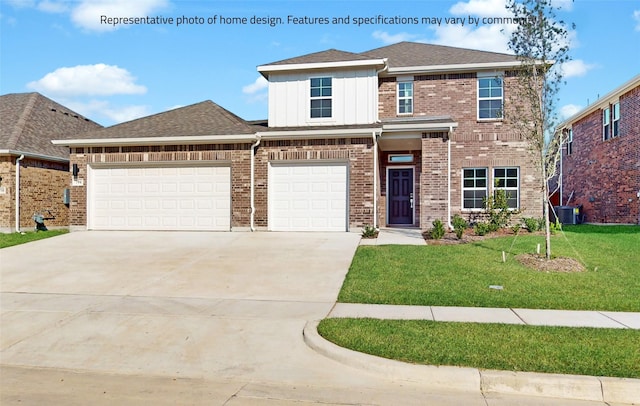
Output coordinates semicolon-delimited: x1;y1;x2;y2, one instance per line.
67;100;256;140
0;92;101;159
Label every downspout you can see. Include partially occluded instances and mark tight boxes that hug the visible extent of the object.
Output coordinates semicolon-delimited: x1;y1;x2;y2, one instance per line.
447;127;453;230
371;131;378;229
15;154;25;233
249;136;261;231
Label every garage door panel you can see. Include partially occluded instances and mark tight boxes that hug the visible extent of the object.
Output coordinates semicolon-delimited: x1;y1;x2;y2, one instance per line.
89;165;230;231
269;163;347;232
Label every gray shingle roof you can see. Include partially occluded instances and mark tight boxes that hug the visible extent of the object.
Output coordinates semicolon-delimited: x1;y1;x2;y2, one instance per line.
0;92;101;159
262;49;378;66
68;100;256;140
360;41;519;68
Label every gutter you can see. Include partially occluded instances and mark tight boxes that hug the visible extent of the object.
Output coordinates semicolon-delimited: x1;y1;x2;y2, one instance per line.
0;149;68;163
371;131;379;229
51;134;258;147
447;126;453;230
249;136;261;231
15;155;25;233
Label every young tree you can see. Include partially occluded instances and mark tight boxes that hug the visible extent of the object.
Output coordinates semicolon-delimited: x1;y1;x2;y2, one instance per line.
505;0;573;259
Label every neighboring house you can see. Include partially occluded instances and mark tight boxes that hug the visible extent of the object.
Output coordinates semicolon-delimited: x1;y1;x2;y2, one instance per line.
557;75;640;224
0;92;101;233
53;41;542;232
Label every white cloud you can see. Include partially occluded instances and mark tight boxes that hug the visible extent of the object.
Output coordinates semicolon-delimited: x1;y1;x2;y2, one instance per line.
27;64;147;97
450;0;511;18
430;23;513;53
71;0;169;32
5;0;35;7
560;60;595;79
242;76;268;95
552;0;573;11
634;10;640;31
560;104;582;119
372;30;423;45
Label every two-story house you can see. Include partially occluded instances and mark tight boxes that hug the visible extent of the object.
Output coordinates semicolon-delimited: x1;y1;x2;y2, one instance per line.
557;75;639;224
53;41;542;232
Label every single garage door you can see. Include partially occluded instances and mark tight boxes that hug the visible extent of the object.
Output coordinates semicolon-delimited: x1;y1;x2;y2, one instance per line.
269;162;348;231
89;165;230;231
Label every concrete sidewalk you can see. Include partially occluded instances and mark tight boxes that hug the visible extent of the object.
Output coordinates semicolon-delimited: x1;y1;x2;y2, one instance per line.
328;303;640;329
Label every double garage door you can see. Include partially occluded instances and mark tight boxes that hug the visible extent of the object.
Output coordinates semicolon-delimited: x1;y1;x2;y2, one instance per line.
89;165;231;231
88;163;348;232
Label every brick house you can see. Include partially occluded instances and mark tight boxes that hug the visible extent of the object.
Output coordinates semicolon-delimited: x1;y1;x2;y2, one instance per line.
54;42;542;232
0;93;101;233
557;75;640;224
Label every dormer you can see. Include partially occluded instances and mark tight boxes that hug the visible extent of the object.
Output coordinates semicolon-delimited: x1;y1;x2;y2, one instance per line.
258;49;387;127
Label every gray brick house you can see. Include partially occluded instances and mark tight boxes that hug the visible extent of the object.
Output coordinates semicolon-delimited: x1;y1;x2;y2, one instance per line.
54;42;542;232
0;93;101;232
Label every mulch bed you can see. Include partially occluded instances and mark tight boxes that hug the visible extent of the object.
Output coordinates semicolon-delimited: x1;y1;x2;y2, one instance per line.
515;253;586;273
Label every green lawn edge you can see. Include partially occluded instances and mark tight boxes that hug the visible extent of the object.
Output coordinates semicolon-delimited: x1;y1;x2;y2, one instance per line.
318;318;640;378
0;229;69;249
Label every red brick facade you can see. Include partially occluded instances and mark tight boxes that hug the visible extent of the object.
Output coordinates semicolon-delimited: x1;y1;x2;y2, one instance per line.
561;83;640;224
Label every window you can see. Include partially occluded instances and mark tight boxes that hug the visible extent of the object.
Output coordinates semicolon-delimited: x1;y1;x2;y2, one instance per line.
603;107;611;140
388;154;414;163
612;102;620;137
397;81;413;114
494;167;519;209
310;77;332;118
478;76;503;119
462;168;487;209
566;129;573;156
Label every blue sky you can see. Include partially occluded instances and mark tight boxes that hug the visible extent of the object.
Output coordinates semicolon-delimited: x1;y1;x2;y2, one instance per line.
1;0;639;126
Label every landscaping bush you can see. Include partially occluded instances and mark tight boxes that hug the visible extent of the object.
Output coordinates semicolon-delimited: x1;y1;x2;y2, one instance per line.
474;222;491;236
430;219;445;240
483;189;514;232
361;224;378;238
522;217;540;232
452;214;468;239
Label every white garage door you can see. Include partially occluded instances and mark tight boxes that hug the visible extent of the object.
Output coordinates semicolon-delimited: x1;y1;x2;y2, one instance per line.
269;162;348;231
89;165;230;231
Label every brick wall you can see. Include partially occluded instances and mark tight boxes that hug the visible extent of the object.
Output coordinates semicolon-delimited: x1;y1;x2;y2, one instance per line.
378;73;542;227
0;156;69;232
254;137;375;230
68;144;253;229
562;85;640;224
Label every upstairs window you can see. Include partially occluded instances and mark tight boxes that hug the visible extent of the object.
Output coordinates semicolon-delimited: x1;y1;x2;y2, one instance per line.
397;81;413;114
478;76;503;120
566;129;573;156
612;102;620;137
603;106;611;140
310;77;332;118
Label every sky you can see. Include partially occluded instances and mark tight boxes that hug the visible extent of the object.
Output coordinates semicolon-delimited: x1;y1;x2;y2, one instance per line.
1;0;639;127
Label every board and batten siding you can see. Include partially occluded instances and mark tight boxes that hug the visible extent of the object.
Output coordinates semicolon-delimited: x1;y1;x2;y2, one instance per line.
267;69;379;127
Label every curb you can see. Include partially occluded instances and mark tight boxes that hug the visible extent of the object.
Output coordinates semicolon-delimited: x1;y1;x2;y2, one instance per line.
303;320;640;404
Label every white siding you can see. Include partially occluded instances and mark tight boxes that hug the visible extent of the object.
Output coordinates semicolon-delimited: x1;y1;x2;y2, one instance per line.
267;69;378;127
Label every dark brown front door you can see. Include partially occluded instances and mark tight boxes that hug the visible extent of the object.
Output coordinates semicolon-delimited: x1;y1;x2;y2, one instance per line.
388;168;414;225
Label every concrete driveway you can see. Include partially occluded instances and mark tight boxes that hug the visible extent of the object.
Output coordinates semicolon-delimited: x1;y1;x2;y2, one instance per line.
0;232;607;405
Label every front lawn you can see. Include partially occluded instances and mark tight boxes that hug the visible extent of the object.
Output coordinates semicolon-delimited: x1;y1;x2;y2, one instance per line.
0;229;69;249
339;225;640;311
318;318;640;378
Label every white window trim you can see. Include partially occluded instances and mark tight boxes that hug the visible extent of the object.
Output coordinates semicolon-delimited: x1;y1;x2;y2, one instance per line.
309;76;333;121
612;102;620;138
461;167;488;211
397;81;413;115
493;167;520;210
602;106;611;141
566;128;573;156
477;71;504;121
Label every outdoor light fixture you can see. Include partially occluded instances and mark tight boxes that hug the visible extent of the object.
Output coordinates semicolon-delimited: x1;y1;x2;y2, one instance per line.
72;164;79;177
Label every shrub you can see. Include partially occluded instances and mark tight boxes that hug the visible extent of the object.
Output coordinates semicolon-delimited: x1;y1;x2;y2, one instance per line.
474;222;491;236
430;219;445;240
522;217;540;232
550;219;562;234
483;189;514;232
511;223;521;234
452;214;468;239
361;224;378;238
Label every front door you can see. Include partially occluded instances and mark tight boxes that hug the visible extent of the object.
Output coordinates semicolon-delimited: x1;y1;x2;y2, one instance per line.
388;168;414;225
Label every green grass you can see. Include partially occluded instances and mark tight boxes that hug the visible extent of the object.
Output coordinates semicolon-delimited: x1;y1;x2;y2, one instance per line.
318;318;640;378
339;225;640;311
0;229;69;249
